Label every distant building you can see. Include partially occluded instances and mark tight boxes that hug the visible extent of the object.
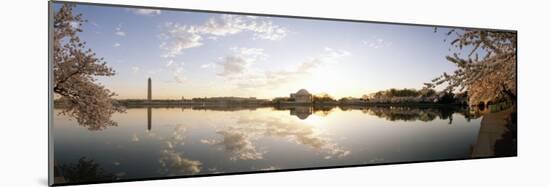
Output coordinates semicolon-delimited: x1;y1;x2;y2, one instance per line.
147;77;152;101
290;89;313;103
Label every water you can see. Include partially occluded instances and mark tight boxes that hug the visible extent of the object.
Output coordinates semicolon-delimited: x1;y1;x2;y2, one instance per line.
53;106;484;183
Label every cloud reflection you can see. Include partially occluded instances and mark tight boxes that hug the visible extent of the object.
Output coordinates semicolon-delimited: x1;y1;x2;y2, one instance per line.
202;129;264;161
202;116;350;160
158;124;202;175
158;149;202;175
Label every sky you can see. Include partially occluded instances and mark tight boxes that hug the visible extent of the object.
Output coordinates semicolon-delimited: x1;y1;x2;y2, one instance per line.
54;3;458;100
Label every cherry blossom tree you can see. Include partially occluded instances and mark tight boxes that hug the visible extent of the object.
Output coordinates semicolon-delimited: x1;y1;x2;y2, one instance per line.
53;4;124;130
426;28;517;106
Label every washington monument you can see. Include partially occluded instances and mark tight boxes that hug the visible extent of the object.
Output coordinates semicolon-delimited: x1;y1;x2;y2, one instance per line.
147;77;152;101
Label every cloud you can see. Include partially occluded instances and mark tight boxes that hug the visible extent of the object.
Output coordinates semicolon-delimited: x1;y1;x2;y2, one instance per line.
217;56;249;78
131;66;140;73
113;42;121;47
173;66;186;84
155;42;187;83
217;47;266;78
323;47;351;59
233;47;267;58
249;21;287;40
220;47;351;90
199;15;246;36
362;38;392;49
160;24;203;58
166;59;175;67
159;15;287;58
164;59;186;84
200;14;287;40
200;63;216;69
131;8;161;16
115;25;126;36
157;16;286;85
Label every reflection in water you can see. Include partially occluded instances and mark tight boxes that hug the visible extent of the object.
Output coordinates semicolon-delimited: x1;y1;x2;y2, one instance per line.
362;106;478;124
202;129;263;161
57;157;117;183
54;98;125;131
290;107;313;119
201;116;350;160
158;124;202;175
272;105;478;123
53;105;516;184
147;107;152;131
313;106;335;117
273;106;314;120
290;107;313;120
159;149;202;175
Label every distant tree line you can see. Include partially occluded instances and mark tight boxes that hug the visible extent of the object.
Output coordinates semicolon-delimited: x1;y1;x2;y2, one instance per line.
363;88;467;105
272;89;468;105
368;88;436;98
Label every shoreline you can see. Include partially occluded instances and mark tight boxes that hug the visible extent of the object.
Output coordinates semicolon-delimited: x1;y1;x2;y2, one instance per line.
53;100;467;109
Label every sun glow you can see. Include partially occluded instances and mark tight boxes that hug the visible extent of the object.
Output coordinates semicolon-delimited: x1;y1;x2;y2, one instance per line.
301;66;366;99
